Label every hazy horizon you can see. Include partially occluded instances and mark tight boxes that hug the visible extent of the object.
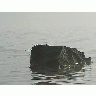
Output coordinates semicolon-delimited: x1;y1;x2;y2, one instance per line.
0;12;96;32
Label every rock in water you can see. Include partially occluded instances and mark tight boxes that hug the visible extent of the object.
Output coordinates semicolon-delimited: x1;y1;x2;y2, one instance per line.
30;44;91;74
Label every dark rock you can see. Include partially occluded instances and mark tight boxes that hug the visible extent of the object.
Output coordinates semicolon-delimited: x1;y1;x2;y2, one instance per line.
30;44;91;74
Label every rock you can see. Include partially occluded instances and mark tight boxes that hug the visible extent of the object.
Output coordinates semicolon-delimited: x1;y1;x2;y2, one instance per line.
30;44;91;74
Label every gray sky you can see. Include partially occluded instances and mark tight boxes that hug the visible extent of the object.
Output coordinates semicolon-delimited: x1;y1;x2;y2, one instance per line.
0;12;96;31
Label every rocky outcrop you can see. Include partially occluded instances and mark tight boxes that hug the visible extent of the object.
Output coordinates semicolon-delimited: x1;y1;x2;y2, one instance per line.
30;44;91;74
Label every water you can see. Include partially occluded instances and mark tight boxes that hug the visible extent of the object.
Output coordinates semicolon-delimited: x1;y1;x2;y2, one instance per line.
0;26;95;85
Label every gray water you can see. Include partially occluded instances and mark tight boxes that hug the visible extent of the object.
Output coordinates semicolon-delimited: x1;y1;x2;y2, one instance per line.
0;26;96;85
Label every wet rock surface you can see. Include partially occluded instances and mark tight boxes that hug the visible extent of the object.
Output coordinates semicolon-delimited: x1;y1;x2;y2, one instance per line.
30;44;91;75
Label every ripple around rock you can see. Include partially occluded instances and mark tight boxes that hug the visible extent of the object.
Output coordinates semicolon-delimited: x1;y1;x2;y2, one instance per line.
30;44;91;75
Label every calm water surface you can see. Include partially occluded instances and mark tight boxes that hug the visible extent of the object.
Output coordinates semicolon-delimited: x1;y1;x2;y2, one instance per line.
0;27;96;85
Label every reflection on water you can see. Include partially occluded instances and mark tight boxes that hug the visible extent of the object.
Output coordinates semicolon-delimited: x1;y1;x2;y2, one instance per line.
30;65;92;85
30;45;92;85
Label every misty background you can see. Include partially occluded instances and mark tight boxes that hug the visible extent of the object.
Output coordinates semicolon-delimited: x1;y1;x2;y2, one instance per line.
0;12;96;30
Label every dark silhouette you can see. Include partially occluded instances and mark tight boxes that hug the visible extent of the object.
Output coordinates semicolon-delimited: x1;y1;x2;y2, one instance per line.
30;44;91;75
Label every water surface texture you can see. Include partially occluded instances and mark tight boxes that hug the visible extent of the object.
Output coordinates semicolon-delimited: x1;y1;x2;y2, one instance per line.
0;13;96;85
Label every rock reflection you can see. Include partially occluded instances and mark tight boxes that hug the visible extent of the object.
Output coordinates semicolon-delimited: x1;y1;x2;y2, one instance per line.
30;44;92;85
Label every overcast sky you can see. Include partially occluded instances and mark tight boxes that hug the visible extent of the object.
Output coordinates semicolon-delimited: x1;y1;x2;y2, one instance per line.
0;12;96;31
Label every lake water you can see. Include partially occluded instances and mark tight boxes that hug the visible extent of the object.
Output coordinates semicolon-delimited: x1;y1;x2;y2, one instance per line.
0;26;96;85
